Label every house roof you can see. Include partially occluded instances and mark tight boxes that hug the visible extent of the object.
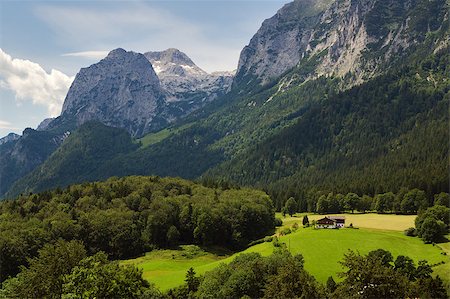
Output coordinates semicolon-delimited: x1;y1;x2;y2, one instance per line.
317;217;335;224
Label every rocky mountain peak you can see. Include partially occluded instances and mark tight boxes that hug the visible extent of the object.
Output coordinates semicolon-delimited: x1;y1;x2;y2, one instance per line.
0;132;20;145
105;47;127;59
234;0;335;86
144;48;233;107
145;48;196;68
234;0;447;87
60;48;166;137
144;48;206;77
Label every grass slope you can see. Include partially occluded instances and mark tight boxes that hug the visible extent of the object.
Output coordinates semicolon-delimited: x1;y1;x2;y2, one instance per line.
123;214;448;291
276;213;417;231
251;228;446;282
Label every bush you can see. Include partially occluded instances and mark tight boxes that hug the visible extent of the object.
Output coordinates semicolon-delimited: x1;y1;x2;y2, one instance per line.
274;218;283;227
420;217;446;243
280;228;292;235
404;227;417;237
248;238;266;247
272;236;282;247
292;223;299;231
264;236;273;243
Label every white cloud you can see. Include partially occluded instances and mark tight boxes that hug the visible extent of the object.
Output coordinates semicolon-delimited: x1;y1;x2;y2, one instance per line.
0;48;74;117
35;3;240;72
62;51;109;60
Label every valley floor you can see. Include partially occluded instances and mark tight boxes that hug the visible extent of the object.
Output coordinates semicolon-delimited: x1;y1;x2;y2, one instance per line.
122;213;450;291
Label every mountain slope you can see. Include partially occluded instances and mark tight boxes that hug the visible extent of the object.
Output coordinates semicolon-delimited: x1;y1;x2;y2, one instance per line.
0;48;234;198
208;45;450;207
4;0;449;200
5;122;138;197
0;129;65;196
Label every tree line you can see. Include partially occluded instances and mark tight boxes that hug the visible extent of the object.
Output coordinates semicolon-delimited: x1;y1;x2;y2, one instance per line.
0;176;275;283
277;189;449;215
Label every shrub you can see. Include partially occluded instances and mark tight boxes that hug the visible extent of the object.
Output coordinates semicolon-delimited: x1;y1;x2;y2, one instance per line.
280;228;292;235
292;223;299;231
404;227;417;237
248;238;266;247
273;237;281;247
264;236;273;243
274;218;283;227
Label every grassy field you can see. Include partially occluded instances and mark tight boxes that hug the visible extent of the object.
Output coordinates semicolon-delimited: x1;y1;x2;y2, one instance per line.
122;245;228;290
138;129;172;148
138;123;193;148
276;212;417;232
122;213;449;291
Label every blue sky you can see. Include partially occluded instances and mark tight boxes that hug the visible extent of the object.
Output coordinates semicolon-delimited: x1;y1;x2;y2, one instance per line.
0;0;289;137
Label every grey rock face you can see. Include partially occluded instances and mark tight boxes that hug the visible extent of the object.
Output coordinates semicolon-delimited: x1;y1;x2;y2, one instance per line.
0;133;20;145
36;118;55;131
144;49;233;114
61;48;166;137
235;0;430;86
235;0;335;85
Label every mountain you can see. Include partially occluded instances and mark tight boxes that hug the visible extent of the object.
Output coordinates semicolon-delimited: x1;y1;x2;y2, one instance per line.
145;48;233;113
56;48;166;138
0;128;66;196
36;118;55;131
211;47;450;208
234;0;447;87
5;122;138;197
50;48;233;138
0;133;20;145
3;0;449;201
0;48;234;198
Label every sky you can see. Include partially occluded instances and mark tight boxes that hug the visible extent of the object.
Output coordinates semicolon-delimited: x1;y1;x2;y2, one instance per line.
0;0;289;137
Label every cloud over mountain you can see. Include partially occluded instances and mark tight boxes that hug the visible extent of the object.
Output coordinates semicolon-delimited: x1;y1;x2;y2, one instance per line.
0;48;74;116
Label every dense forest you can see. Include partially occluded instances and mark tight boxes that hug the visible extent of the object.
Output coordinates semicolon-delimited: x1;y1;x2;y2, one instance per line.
209;44;450;209
0;176;275;283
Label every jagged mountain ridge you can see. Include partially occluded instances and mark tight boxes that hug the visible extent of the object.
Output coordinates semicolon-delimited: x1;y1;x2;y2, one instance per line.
59;48;166;137
145;48;233;114
0;133;20;145
3;0;449;199
234;0;447;87
0;48;233;197
52;48;233;137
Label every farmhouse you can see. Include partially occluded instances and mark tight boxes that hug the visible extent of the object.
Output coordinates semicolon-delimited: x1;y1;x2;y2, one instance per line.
316;216;345;229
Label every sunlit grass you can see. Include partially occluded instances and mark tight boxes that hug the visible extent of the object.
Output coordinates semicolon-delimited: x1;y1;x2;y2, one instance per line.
122;214;448;291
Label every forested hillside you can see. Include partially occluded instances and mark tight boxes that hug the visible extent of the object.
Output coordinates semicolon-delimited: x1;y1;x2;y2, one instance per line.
3;0;449;207
209;45;450;208
0;176;274;282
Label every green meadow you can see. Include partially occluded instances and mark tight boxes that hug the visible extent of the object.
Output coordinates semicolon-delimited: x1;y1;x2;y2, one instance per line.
122;213;449;291
138;123;193;148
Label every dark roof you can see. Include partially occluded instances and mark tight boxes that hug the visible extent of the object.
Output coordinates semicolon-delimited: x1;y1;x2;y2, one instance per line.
317;217;335;225
329;216;345;223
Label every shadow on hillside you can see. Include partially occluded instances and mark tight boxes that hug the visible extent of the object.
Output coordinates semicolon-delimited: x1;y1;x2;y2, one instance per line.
199;245;233;257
